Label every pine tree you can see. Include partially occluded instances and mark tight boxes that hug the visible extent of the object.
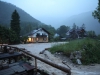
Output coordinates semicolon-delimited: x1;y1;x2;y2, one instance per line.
72;23;77;30
10;10;20;43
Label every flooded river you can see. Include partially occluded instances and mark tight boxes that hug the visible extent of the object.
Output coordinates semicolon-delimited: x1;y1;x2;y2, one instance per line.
11;42;100;75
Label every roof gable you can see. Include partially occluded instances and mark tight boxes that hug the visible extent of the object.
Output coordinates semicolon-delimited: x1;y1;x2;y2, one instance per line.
24;28;50;36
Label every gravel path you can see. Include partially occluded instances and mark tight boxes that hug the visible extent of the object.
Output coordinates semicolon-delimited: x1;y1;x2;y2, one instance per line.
11;42;100;75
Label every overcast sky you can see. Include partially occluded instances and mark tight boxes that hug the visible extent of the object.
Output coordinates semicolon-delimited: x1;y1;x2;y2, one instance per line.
1;0;98;26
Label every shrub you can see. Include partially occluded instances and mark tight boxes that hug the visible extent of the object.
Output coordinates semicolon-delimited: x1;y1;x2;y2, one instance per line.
81;39;100;64
97;34;100;40
20;36;28;43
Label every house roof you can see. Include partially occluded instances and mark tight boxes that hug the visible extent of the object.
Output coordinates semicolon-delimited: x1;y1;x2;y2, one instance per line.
66;28;85;35
67;28;83;33
40;28;50;34
23;28;50;36
54;33;59;38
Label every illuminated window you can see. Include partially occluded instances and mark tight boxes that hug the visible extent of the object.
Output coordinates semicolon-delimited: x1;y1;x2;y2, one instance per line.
36;38;39;42
28;38;31;42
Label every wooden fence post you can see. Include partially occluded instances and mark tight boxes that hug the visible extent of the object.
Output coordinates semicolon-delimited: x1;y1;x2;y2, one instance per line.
35;58;37;74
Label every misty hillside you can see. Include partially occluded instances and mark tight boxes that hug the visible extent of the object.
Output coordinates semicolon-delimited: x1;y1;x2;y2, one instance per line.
0;1;56;36
63;11;100;35
0;1;41;25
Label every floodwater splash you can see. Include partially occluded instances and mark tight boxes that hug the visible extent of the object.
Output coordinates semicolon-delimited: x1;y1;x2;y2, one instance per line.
11;43;100;75
71;69;100;75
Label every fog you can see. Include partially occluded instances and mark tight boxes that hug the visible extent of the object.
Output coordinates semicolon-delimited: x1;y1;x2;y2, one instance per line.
1;0;98;27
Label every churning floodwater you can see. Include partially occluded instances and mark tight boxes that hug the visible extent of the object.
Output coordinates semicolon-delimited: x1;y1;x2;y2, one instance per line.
11;42;100;75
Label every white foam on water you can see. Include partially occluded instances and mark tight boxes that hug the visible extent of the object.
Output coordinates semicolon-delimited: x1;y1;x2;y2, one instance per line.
71;69;100;75
10;43;100;75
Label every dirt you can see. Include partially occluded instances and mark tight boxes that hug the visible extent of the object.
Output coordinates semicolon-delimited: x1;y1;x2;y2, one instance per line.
11;42;100;75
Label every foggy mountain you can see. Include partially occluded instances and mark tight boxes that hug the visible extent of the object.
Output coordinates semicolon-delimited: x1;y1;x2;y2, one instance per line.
0;1;100;35
63;11;100;35
0;1;41;25
0;1;56;35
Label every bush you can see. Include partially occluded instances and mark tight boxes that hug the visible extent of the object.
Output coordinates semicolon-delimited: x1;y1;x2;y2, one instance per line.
81;39;100;64
20;36;28;43
97;34;100;40
54;36;60;42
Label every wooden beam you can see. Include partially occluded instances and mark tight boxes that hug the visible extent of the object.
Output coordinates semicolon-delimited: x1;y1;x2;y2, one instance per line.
3;45;71;75
20;49;71;75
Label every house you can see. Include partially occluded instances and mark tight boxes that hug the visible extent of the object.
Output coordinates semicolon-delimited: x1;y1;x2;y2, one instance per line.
66;28;86;39
26;28;50;43
54;33;59;38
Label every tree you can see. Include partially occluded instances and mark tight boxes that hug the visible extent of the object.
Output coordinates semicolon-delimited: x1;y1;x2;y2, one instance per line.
10;10;20;43
81;23;85;29
92;0;100;23
57;25;70;37
0;25;18;44
87;31;96;38
69;23;77;39
26;24;33;33
20;36;28;44
72;23;77;30
80;24;86;38
97;34;100;39
77;26;79;29
0;25;8;44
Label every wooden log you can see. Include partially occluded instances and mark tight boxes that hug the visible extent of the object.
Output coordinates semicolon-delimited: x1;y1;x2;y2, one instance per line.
20;49;71;75
45;48;50;50
35;58;37;74
40;48;50;54
3;45;71;75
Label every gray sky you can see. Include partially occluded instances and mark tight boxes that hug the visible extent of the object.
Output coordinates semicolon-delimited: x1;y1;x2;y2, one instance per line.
1;0;98;26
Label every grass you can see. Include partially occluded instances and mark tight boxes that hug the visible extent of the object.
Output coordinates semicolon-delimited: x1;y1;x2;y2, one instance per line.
50;38;86;54
50;38;100;64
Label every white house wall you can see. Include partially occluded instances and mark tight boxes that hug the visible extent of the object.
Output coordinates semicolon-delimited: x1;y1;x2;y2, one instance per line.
32;30;48;37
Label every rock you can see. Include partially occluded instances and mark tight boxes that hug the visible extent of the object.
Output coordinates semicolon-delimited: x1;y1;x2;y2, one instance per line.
62;60;67;63
70;53;74;59
76;59;82;65
52;72;56;75
70;51;82;59
90;64;95;66
75;51;82;59
70;51;82;65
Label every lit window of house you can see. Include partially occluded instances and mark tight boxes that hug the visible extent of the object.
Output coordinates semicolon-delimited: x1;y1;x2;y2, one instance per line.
28;38;31;42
